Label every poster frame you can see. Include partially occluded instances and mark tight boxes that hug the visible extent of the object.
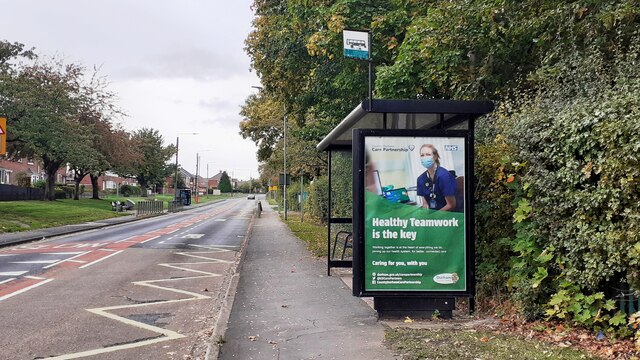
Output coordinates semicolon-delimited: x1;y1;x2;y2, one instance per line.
352;128;475;298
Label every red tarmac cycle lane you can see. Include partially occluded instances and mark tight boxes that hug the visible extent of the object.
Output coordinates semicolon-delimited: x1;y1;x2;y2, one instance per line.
0;211;220;302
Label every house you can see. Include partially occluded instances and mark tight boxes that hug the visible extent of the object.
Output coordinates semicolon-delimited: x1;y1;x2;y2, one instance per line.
208;171;223;189
0;156;67;186
164;168;195;196
73;171;138;192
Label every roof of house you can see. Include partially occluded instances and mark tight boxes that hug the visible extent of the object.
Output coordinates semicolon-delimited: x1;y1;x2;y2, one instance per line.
179;168;194;178
210;171;224;181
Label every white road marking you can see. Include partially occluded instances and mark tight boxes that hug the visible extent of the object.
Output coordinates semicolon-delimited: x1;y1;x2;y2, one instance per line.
214;218;227;221
0;271;28;276
25;276;46;280
43;251;92;269
41;252;85;255
182;234;204;239
115;236;138;243
49;250;227;359
10;260;60;264
139;235;160;244
0;278;16;285
79;250;124;269
0;278;54;301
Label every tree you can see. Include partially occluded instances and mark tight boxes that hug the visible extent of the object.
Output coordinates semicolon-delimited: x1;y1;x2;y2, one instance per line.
89;127;141;199
1;58;91;200
70;68;131;200
124;128;174;197
218;171;232;193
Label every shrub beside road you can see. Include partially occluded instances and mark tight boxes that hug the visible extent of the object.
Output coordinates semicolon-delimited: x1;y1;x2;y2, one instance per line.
279;210;636;359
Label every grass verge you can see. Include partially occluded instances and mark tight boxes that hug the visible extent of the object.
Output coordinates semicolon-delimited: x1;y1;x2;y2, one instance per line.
0;199;123;233
275;212;604;359
385;327;598;360
281;212;328;257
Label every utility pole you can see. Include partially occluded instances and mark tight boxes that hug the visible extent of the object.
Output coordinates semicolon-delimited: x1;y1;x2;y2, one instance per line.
195;153;200;204
283;103;287;220
174;136;179;201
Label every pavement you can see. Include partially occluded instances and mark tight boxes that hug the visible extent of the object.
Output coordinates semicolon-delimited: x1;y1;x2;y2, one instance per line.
216;201;397;360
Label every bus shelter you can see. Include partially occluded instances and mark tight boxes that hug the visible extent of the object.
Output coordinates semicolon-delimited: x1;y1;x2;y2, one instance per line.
317;99;493;318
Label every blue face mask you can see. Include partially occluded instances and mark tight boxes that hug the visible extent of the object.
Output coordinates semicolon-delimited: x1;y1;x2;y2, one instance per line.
421;156;435;169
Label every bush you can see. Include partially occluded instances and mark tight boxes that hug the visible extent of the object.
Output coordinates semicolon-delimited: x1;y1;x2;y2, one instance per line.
16;172;31;187
54;187;68;199
120;184;142;197
306;176;328;223
491;44;640;329
33;179;46;189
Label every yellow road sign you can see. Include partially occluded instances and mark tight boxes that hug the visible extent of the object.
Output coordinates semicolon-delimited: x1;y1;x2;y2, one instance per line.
0;118;6;155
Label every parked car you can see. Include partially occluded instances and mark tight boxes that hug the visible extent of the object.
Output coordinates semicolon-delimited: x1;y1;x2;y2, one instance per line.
247;194;255;199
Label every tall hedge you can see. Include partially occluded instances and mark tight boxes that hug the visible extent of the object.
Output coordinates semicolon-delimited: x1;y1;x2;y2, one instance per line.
492;44;640;324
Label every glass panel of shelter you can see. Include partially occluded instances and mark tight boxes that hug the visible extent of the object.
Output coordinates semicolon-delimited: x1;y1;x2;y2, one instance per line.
328;150;353;265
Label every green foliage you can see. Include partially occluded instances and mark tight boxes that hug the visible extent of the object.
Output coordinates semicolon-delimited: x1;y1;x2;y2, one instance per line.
15;172;31;188
126;128;174;196
218;171;232;193
244;0;640;338
502;45;640;293
54;187;69;199
33;179;46;189
306;176;328;223
329;151;352;218
546;282;626;335
119;184;141;197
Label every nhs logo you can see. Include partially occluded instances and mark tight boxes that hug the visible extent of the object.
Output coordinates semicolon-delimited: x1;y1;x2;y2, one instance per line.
444;145;459;151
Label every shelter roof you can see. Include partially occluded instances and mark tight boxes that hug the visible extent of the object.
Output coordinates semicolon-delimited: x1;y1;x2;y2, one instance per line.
316;99;494;151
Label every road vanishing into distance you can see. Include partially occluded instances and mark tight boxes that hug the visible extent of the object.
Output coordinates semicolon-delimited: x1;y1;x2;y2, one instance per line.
0;197;256;360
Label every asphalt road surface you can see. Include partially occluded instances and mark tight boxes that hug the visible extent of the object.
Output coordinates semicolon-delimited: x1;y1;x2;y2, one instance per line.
0;197;256;360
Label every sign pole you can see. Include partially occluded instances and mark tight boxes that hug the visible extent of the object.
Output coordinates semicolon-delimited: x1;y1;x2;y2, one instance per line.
368;31;372;111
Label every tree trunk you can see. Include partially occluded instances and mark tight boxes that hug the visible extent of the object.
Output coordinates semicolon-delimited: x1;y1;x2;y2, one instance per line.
139;180;148;197
90;173;100;199
42;157;62;201
73;171;87;201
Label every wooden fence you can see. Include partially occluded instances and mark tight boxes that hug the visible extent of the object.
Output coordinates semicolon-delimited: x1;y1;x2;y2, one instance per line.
0;184;45;201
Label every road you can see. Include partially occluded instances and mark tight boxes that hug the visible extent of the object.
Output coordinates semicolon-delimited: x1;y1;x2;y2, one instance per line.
0;197;256;360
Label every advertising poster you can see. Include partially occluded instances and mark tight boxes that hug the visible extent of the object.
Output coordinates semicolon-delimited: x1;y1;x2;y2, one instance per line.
363;135;467;292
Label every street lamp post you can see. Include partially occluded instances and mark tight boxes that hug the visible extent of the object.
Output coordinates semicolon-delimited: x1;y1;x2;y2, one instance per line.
174;133;198;202
250;85;287;217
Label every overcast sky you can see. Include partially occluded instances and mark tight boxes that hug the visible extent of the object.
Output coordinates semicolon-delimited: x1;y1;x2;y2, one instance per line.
0;0;261;180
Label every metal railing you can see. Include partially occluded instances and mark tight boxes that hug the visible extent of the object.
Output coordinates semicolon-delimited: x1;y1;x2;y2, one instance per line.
168;200;184;213
136;200;164;217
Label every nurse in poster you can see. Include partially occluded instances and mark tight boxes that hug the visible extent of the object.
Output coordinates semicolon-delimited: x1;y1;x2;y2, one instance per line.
363;135;467;292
